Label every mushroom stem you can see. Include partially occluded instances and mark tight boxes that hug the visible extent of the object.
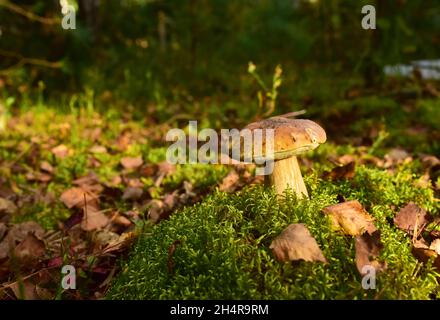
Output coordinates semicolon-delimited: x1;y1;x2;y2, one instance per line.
266;156;309;199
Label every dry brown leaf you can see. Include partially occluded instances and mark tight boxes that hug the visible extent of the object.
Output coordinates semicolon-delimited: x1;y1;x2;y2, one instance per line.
0;197;17;216
394;202;431;236
73;173;103;194
322;200;377;236
89;145;107;154
102;231;136;254
122;187;143;201
10;280;39;300
13;233;46;264
355;231;387;275
157;161;176;176
269;224;327;263
25;172;52;183
0;221;44;259
120;156;143;170
40;161;54;174
0;222;6;241
383;148;412;168
111;213;132;228
60;187;99;210
219;170;240;192
429;239;440;255
7;221;44;243
81;207;109;231
51;144;70;159
323;161;355;181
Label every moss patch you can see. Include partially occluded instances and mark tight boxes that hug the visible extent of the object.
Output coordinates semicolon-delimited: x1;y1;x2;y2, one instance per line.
107;163;439;300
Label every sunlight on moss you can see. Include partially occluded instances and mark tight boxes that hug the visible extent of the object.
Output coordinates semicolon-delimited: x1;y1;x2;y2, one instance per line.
107;163;439;300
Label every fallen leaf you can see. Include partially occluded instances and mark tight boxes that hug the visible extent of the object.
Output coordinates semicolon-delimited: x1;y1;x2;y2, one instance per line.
419;154;440;170
429;239;440;255
40;161;54;174
269;224;327;263
81;208;109;232
323;161;356;181
322;200;377;236
219;170;240;192
157;161;176;176
0;222;6;241
122;187;143;201
73;173;103;194
111;213;132;228
102;231;136;254
10;280;39;300
89;145;107;154
25;172;52;183
147;199;165;223
60;187;99;210
0;198;17;216
120;156;143;170
383;148;412;168
0;221;44;259
412;240;440;272
51;144;70;159
13;233;46;264
95;230;120;248
394;202;431;236
6;221;44;243
355;231;387;275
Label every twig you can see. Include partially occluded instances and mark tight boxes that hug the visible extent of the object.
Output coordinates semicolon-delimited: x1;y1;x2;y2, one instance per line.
0;0;60;25
0;49;62;75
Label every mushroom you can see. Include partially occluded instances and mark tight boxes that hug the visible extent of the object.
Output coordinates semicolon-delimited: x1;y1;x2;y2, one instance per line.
243;117;326;199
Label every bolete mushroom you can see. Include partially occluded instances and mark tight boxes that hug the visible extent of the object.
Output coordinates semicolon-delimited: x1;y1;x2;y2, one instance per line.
243;117;326;199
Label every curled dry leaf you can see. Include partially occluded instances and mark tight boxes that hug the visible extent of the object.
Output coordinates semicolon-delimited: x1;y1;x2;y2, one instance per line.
120;156;143;170
269;223;327;263
322;200;377;236
412;239;440;272
394;202;431;236
355;231;387;275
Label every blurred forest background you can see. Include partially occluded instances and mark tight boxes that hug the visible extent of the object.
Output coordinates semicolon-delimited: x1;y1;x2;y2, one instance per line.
1;0;439;132
0;0;440;300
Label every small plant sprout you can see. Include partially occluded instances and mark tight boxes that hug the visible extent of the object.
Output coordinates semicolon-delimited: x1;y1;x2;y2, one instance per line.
243;117;326;199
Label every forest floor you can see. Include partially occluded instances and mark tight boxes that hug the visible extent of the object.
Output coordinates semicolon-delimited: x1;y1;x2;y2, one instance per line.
0;82;439;299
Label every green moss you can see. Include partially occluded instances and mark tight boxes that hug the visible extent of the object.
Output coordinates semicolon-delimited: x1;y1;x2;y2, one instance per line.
107;164;439;300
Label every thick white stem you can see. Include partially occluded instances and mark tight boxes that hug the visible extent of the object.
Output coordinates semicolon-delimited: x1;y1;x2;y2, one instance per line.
266;156;309;199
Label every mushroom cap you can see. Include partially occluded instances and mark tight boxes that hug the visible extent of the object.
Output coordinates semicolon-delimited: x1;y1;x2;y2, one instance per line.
236;118;326;161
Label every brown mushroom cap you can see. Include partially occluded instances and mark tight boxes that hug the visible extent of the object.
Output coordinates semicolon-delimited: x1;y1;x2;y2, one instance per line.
239;118;326;161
